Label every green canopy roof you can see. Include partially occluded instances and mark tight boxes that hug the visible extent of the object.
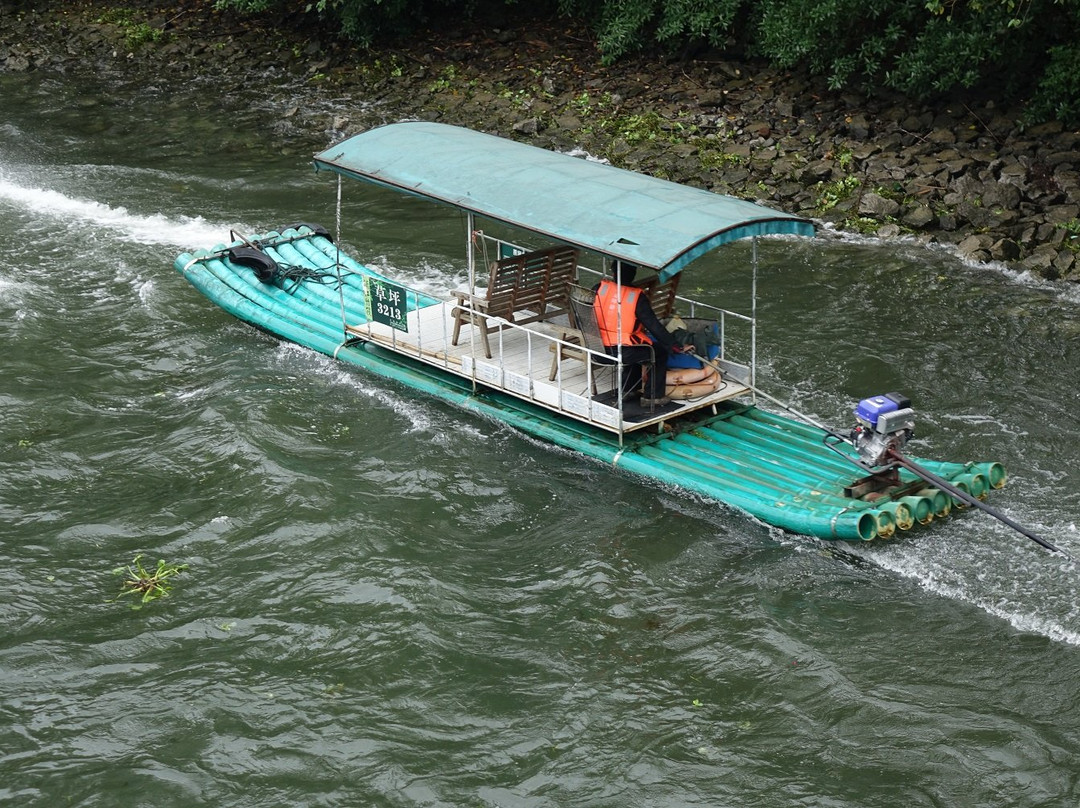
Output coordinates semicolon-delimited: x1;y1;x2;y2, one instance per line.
313;122;814;280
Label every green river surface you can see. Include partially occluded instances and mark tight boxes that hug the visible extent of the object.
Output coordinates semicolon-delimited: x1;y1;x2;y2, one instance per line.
2;68;1079;807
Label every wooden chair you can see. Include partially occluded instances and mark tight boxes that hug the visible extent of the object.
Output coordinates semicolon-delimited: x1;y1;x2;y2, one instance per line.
451;245;578;357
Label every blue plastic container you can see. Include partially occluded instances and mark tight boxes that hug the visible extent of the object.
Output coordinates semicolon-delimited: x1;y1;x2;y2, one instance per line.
668;319;721;368
669;343;720;369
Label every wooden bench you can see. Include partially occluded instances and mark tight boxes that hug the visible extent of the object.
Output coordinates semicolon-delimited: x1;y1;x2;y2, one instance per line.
451;245;578;357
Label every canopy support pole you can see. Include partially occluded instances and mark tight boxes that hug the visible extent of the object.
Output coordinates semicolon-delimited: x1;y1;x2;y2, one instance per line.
466;211;476;293
751;236;758;404
334;174;347;337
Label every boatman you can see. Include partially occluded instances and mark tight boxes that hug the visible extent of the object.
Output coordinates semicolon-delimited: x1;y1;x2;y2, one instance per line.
593;261;680;408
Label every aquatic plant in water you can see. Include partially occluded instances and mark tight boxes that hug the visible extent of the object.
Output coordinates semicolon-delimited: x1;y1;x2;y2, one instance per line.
111;554;188;609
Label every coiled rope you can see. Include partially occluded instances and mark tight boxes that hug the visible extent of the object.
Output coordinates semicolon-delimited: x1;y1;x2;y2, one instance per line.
228;245;342;294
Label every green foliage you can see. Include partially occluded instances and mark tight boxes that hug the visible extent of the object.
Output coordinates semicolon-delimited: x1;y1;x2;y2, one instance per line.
756;0;920;90
753;0;1079;125
124;22;165;48
95;8;166;48
814;175;860;212
214;0;474;46
211;0;1080;126
1024;40;1080;127
111;554;188;610
753;0;1053;98
562;0;1078;125
613;110;669;143
558;0;744;63
1061;219;1080;254
212;0;273;11
566;91;696;150
429;64;460;93
697;148;747;170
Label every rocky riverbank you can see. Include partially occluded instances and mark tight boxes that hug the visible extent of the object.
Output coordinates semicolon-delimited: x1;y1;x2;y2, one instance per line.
3;0;1079;281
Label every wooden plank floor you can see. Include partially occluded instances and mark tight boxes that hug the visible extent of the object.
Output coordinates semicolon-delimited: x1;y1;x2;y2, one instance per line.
346;300;751;432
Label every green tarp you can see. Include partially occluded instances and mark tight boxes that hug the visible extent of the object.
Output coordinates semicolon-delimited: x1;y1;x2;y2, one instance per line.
313;122;814;280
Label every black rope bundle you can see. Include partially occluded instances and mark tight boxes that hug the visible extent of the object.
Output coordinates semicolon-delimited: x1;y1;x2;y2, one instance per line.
228;245;342;293
265;262;342;294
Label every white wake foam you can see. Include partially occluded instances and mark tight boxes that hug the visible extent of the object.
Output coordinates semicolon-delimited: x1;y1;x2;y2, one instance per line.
0;175;232;249
845;521;1080;648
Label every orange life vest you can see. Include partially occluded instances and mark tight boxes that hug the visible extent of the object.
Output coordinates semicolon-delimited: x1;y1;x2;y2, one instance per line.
594;279;650;347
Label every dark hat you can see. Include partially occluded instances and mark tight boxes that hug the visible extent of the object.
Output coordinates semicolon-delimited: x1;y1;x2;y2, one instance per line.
612;260;637;283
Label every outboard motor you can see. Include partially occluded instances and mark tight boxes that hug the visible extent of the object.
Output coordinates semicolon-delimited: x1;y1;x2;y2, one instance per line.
851;392;915;468
842;392;1071;559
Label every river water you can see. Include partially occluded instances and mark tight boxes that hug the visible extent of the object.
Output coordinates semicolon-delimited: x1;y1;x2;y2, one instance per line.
2;68;1079;807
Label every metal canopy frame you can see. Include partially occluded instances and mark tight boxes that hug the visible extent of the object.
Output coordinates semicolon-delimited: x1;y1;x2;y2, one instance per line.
318;122;817;415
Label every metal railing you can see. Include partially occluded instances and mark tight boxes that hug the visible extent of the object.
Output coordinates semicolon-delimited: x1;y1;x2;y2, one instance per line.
347;261;755;435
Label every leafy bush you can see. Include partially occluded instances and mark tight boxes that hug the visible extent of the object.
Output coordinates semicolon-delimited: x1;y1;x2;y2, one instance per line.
754;0;1072;105
755;0;922;90
563;0;1079;125
214;0;470;45
213;0;273;10
212;0;1080;126
558;0;745;63
1023;35;1080;126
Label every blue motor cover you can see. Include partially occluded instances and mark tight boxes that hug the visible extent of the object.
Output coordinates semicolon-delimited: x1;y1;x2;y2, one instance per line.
855;392;911;428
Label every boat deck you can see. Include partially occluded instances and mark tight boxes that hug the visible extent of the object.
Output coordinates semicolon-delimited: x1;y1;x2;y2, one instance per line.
345;298;752;433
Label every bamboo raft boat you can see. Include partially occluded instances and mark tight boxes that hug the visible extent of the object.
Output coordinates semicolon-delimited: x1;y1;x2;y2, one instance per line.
175;122;1009;543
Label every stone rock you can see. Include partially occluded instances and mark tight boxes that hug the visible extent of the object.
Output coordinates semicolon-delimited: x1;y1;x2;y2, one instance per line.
513;117;539;135
944;157;974;177
982;181;1022;210
958;234;994;258
927;127;957;145
1054;250;1076;274
846;114;870;140
851;143;881;161
998;159;1029;189
1026;121;1065;137
903;205;936;229
990;238;1022;261
1045;204;1080;223
1044;151;1077;168
1020;245;1059;273
802;160;834;183
554;114;581;132
1036;222;1066;247
858;192;901;218
748;121;771;138
725;142;753;160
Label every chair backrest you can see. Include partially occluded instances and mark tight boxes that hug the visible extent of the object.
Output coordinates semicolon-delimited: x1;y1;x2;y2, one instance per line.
567;284;608;355
487;245;579;319
640;272;681;320
545;247;578;308
483;254;521;318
